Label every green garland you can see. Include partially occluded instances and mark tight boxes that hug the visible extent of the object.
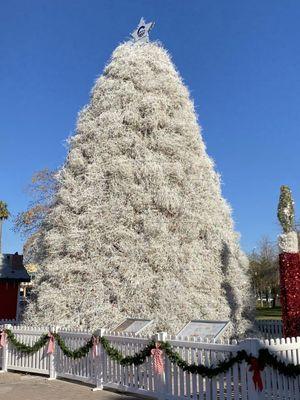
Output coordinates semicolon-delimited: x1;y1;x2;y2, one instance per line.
100;336;155;366
259;348;300;378
161;341;251;378
3;329;300;378
100;338;251;377
3;329;93;359
5;329;49;354
53;333;93;359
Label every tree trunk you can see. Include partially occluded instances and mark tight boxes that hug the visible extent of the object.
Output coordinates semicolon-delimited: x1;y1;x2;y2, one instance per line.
259;291;264;308
272;289;277;308
265;291;269;307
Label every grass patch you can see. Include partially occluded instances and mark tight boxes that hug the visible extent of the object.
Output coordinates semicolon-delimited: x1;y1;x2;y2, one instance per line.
256;306;282;320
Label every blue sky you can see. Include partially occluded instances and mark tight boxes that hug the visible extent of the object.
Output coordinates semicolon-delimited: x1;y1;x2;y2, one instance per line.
1;0;300;254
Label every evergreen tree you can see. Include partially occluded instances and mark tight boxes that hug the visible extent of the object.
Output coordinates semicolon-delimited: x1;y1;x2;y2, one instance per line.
0;201;9;253
278;185;294;234
24;41;254;335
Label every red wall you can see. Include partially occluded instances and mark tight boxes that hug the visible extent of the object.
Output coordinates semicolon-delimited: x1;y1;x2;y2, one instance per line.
0;281;19;319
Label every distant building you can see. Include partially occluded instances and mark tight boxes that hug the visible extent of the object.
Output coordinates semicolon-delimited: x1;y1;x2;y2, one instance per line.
0;253;30;320
21;263;38;299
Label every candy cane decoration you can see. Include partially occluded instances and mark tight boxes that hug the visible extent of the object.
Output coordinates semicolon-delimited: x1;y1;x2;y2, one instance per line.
278;186;300;338
151;342;164;374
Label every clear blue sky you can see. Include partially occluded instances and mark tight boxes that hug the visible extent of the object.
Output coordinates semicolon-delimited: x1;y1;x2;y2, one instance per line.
1;0;300;254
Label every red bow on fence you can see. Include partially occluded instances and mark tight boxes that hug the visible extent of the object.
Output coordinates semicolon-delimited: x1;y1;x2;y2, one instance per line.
249;357;264;392
47;333;55;355
92;335;99;358
151;343;164;375
0;330;7;348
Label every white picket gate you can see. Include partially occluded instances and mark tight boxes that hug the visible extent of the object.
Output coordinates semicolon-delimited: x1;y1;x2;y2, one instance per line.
1;324;300;400
55;328;96;384
6;325;50;374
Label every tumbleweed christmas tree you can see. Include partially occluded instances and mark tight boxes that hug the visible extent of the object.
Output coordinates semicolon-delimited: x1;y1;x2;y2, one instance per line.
24;21;254;335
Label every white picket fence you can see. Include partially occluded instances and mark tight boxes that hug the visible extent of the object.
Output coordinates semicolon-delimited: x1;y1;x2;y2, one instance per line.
0;318;283;340
256;320;283;339
0;324;300;400
0;319;17;325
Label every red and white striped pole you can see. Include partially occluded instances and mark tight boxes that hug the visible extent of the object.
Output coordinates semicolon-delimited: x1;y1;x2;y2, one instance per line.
277;186;300;338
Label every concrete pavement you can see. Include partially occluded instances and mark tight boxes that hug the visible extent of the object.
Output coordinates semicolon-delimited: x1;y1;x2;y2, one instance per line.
0;372;142;400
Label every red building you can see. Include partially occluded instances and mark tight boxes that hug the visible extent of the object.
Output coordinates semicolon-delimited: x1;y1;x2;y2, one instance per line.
0;253;30;320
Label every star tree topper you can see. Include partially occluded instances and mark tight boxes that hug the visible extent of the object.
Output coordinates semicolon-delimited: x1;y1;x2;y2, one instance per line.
131;18;155;43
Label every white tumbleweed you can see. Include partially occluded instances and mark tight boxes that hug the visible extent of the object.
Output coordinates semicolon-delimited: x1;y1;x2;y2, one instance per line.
24;41;254;335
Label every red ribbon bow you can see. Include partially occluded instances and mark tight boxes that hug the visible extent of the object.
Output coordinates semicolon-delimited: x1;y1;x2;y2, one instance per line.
47;333;55;355
249;357;264;392
0;330;7;348
92;335;99;358
151;342;164;375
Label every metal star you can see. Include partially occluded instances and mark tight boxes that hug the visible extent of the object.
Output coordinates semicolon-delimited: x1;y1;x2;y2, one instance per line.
131;17;155;43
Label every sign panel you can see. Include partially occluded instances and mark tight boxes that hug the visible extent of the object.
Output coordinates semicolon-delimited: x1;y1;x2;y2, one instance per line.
177;320;230;341
114;318;153;334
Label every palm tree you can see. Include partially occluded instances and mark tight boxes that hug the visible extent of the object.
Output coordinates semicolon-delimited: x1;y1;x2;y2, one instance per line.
0;201;10;253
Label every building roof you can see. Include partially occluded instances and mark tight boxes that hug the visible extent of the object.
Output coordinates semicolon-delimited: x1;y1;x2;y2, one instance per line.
0;254;31;282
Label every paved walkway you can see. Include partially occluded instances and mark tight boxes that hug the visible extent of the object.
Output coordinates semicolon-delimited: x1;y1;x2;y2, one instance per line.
0;372;141;400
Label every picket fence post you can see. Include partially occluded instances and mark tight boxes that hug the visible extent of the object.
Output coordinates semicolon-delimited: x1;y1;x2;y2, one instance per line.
154;332;167;399
48;326;57;380
93;328;106;391
0;324;11;373
240;338;264;400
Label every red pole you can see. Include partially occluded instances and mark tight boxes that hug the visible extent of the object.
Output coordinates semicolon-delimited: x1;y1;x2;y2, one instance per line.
279;252;300;337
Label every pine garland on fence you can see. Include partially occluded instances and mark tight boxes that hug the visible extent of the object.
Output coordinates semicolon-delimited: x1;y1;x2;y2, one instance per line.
53;333;93;359
100;336;156;365
259;348;300;377
2;329;300;378
5;329;49;354
161;341;250;378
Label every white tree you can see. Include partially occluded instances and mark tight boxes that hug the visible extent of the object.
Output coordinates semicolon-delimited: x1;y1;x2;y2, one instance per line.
24;41;254;335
